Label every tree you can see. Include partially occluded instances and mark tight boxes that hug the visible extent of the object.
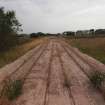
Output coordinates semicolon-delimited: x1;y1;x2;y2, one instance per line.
37;32;45;36
63;31;75;36
95;29;105;36
30;33;38;38
0;7;22;51
90;29;94;34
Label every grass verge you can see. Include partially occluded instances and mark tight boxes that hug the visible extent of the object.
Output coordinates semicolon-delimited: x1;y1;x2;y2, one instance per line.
0;37;47;68
66;37;105;64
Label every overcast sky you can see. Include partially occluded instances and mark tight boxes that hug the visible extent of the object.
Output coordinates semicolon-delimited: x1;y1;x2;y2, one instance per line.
0;0;105;33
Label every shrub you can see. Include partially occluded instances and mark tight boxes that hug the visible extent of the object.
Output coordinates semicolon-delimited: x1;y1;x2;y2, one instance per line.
0;7;22;51
1;80;23;100
90;71;105;88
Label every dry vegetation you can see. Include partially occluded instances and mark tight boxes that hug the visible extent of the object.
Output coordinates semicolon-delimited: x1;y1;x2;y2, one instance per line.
0;37;47;68
66;37;105;63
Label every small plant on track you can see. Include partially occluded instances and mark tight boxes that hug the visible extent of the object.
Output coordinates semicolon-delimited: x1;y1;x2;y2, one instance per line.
90;71;105;88
64;77;70;88
1;79;23;101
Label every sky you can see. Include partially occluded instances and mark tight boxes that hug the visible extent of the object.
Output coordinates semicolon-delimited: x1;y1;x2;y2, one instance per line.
0;0;105;33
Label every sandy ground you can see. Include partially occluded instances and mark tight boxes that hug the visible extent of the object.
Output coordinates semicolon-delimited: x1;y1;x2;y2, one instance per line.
1;37;105;105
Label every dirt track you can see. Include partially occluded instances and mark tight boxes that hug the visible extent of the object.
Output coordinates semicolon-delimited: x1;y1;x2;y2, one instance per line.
1;37;105;105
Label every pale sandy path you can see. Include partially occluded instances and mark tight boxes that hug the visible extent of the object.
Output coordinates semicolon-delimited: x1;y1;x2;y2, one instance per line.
0;37;105;105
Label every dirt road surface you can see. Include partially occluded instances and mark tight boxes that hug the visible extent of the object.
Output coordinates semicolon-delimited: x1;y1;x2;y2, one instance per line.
1;37;105;105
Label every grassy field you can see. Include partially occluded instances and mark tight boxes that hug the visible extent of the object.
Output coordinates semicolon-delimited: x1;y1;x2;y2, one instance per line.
0;37;46;68
66;37;105;64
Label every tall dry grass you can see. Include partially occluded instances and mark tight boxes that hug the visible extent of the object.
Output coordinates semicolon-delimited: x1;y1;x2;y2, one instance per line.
66;37;105;63
0;37;47;68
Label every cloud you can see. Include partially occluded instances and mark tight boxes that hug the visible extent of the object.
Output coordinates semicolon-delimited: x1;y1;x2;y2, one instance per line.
0;0;105;33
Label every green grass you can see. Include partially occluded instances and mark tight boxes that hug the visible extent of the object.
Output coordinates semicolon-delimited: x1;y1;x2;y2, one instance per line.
90;71;105;88
66;37;105;64
1;80;23;100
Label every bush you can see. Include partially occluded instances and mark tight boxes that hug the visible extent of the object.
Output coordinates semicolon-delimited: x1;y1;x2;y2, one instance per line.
1;80;23;100
30;33;39;38
90;71;105;88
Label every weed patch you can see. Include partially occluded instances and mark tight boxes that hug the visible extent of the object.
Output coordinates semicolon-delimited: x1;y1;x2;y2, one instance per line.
64;78;70;88
1;79;23;100
90;71;105;88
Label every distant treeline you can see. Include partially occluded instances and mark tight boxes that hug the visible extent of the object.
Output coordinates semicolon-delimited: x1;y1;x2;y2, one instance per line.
30;29;105;38
63;29;105;38
30;32;59;38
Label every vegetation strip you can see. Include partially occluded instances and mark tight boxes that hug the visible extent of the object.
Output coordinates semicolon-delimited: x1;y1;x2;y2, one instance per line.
0;38;45;68
66;38;105;64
